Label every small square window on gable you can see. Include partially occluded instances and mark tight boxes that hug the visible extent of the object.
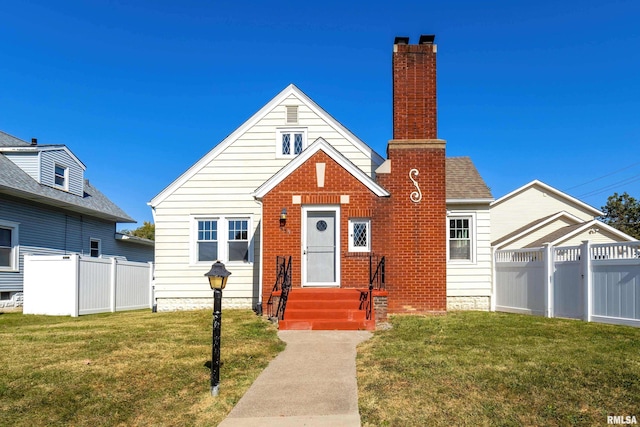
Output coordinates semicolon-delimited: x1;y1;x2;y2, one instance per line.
276;128;307;158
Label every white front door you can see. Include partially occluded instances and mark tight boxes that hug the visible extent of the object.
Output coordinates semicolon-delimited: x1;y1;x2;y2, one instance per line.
302;207;340;287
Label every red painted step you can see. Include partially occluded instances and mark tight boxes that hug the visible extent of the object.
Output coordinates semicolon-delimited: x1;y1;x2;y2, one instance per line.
278;288;375;331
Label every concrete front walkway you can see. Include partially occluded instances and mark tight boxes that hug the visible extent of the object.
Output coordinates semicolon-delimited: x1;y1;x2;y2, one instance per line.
218;330;372;427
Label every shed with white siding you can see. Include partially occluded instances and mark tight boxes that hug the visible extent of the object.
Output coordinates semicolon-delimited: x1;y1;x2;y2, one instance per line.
491;180;636;251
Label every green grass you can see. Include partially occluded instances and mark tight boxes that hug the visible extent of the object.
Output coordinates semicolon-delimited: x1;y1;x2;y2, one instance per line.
357;312;640;426
0;309;284;426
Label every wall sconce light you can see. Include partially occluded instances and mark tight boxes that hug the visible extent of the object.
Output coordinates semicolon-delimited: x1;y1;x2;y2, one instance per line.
280;208;287;227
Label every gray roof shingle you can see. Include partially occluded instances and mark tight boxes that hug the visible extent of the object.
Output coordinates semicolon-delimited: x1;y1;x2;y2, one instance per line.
0;130;31;147
524;223;586;248
0;137;134;223
446;157;493;200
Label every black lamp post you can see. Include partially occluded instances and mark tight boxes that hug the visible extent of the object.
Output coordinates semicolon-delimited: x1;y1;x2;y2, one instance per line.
204;260;231;397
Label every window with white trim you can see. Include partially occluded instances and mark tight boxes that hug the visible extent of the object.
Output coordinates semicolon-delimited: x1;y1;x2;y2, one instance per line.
90;238;101;257
448;216;473;261
54;164;68;189
228;219;249;262
197;219;219;262
349;218;371;252
276;128;307;158
0;221;19;271
193;217;251;264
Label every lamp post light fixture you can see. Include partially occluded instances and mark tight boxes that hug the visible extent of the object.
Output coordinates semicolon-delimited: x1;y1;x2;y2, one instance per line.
204;260;231;397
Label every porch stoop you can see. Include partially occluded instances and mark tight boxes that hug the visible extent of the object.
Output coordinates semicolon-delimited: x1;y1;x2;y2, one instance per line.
278;288;376;331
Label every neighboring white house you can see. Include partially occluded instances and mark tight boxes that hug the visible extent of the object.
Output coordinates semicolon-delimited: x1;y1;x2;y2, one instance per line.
148;84;494;311
491;180;636;250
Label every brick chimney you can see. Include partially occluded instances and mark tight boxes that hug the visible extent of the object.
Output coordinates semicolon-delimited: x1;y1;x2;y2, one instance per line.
374;35;447;314
393;34;438;140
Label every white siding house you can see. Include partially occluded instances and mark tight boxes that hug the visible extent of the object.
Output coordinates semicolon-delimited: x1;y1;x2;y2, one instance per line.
149;85;494;311
149;85;384;309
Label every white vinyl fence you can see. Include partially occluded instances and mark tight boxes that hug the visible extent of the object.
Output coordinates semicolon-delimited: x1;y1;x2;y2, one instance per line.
494;241;640;327
23;254;154;317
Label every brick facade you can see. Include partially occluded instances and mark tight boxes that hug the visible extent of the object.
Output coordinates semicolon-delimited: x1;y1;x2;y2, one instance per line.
375;35;446;313
375;143;447;313
261;150;379;309
261;35;447;316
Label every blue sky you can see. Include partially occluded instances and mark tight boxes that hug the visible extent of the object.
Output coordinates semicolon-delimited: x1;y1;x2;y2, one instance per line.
2;0;639;228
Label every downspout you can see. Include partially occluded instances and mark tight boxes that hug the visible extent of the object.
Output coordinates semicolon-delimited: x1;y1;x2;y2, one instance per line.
255;198;264;314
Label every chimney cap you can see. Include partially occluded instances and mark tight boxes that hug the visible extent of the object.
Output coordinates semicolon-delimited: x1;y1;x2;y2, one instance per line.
394;36;410;45
419;34;435;44
31;138;37;146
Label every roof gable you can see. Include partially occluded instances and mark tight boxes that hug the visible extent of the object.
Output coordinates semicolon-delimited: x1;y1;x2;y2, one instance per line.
524;219;637;248
492;211;583;248
253;138;389;198
149;84;385;207
491;180;602;216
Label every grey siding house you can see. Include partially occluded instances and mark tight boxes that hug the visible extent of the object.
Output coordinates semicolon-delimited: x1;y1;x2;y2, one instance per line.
0;130;154;308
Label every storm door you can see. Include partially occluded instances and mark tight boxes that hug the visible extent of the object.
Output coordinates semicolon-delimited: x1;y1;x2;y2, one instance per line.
302;207;339;287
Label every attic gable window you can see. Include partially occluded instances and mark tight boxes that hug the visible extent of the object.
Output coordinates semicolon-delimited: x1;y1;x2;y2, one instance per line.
276;128;307;158
54;164;68;189
286;106;298;124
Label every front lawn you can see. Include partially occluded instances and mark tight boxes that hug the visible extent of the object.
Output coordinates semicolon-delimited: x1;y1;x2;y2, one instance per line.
0;309;284;426
357;312;640;426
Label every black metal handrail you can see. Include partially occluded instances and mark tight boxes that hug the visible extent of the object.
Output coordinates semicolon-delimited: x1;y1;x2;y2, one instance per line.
266;255;292;321
362;255;385;320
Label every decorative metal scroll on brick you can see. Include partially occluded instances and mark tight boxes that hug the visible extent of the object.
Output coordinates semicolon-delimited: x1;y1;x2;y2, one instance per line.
409;168;422;203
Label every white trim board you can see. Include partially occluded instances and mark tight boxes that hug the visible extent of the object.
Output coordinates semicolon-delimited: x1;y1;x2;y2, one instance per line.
493;211;584;250
491;180;602;216
253;137;390;198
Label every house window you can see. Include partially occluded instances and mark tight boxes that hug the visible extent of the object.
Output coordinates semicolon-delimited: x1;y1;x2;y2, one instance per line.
0;221;18;271
276;129;307;158
228;219;249;262
349;218;371;252
54;164;68;189
90;239;101;257
193;217;251;264
197;220;219;262
448;216;473;261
